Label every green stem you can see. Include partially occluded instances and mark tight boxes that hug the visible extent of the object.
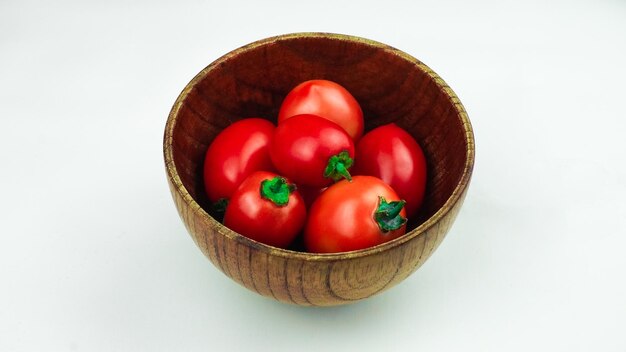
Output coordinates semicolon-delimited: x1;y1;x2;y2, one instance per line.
213;198;229;213
375;196;407;233
323;150;353;182
260;176;296;207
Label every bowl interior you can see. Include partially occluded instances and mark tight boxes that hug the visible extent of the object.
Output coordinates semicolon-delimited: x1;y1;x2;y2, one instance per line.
168;33;471;234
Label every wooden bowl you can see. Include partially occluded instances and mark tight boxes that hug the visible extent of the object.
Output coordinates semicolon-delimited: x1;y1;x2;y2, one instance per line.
163;33;474;306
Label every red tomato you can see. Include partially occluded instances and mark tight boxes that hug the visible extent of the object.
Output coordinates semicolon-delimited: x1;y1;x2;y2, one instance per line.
304;176;407;253
353;123;427;218
270;114;355;188
203;118;275;205
278;79;364;141
223;171;306;249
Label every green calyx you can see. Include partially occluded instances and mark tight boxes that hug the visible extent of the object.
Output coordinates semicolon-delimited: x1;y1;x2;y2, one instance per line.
260;176;296;207
323;150;353;182
213;198;229;213
375;196;408;233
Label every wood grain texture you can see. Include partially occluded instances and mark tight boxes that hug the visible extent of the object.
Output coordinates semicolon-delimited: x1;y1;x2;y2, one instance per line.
163;33;475;306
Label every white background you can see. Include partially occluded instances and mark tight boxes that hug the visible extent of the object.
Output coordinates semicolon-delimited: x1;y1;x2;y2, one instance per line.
1;0;625;351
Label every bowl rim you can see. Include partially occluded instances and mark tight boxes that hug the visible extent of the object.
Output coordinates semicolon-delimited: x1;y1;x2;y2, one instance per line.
163;32;475;261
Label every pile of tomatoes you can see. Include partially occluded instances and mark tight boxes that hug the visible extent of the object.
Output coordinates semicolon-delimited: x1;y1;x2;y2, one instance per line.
203;80;427;253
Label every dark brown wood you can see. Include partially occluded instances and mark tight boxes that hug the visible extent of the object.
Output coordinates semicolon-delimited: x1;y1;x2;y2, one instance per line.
164;33;475;306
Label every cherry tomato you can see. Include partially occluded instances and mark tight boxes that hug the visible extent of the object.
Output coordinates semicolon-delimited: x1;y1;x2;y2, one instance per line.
304;176;407;253
203;118;275;205
270;114;355;188
223;171;306;249
353;123;427;218
278;79;364;141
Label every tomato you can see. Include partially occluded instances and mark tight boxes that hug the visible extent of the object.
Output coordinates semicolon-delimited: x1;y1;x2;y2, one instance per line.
353;123;427;218
203;118;275;206
304;176;407;253
278;79;364;141
223;171;306;249
270;114;355;188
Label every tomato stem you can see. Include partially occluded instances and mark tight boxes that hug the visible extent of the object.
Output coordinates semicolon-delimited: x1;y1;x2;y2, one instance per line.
323;150;353;182
375;196;407;233
213;198;229;213
260;176;296;207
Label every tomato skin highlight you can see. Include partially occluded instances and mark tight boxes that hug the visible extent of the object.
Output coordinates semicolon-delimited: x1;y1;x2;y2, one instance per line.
223;171;306;249
304;176;407;253
353;123;427;218
278;79;364;142
270;114;355;188
203;118;275;203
